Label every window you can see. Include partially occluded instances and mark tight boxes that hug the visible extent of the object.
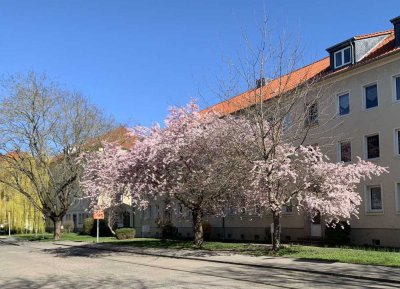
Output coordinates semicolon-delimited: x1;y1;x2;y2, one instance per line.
394;76;400;101
365;84;378;109
339;141;351;162
366;186;383;212
338;93;350;115
366;134;380;159
282;205;293;214
78;213;83;224
395;129;400;156
283;114;291;132
305;102;318;126
334;46;352;69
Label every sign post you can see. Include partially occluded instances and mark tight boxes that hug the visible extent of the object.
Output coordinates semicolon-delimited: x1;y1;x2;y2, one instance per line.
93;210;104;243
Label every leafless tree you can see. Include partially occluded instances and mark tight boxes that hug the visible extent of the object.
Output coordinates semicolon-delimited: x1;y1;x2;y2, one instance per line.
206;17;342;249
0;72;113;240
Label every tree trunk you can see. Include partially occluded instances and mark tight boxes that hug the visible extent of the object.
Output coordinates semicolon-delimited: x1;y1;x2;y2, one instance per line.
53;218;62;241
192;209;203;247
272;211;281;251
107;217;116;235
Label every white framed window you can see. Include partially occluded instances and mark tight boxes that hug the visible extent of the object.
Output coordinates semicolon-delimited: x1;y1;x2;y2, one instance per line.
334;46;352;69
395;183;400;213
305;102;318;126
365;134;380;159
283;114;291;132
395;129;400;156
365;185;383;212
364;83;378;109
338;92;350;116
339;141;351;162
393;75;400;102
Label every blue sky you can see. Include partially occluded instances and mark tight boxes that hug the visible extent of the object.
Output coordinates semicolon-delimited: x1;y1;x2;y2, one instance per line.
0;0;398;126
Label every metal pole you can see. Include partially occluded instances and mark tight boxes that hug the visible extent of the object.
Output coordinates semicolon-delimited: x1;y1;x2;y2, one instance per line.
96;219;99;243
8;211;11;236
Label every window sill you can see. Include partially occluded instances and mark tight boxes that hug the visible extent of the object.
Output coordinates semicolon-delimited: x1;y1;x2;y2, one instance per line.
366;157;380;162
365;211;384;216
364;106;379;111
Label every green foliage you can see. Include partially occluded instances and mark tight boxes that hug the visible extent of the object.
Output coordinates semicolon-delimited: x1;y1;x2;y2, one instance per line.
82;218;94;235
325;221;351;245
115;228;136;240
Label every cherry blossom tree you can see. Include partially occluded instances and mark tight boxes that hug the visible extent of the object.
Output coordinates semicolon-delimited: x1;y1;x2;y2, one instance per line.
237;134;388;250
123;102;249;247
80;141;130;234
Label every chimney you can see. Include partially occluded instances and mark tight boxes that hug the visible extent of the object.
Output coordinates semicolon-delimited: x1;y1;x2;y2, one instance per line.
256;77;267;88
390;16;400;48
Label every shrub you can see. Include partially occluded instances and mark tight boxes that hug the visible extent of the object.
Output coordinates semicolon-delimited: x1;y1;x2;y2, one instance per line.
62;220;74;233
115;228;136;240
325;221;351;245
83;218;94;235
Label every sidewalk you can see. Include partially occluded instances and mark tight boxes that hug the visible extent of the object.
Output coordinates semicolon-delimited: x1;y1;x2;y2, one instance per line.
51;240;400;285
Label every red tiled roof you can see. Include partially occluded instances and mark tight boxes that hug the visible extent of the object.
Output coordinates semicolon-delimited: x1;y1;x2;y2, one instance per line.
204;29;399;116
203;57;330;115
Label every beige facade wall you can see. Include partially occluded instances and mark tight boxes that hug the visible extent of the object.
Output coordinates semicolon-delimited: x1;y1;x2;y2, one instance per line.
135;52;400;247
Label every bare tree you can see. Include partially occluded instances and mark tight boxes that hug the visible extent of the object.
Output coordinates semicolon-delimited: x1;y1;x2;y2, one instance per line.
0;72;113;240
204;18;344;249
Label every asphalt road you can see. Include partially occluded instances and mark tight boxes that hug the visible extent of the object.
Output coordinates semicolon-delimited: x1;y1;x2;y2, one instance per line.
0;239;395;289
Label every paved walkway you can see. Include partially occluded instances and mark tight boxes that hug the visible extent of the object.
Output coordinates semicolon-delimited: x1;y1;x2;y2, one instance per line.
0;237;400;288
52;240;400;285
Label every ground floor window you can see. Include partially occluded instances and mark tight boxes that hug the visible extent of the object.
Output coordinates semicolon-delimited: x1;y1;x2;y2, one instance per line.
366;185;383;212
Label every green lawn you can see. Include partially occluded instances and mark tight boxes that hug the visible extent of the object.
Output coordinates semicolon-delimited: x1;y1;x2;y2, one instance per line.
13;233;400;267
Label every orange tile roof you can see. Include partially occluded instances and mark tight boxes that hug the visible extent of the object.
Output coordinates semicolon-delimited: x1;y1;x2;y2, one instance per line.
204;29;399;116
84;126;136;151
203;57;330;116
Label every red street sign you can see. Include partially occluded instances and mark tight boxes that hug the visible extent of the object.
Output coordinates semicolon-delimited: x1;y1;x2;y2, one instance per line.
93;210;104;220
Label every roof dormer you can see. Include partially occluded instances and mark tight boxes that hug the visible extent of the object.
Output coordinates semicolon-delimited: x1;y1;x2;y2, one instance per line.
327;41;353;70
326;29;391;71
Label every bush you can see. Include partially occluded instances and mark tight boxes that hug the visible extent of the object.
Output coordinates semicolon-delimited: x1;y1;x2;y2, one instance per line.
82;218;94;235
115;228;136;240
325;221;351;245
62;220;74;233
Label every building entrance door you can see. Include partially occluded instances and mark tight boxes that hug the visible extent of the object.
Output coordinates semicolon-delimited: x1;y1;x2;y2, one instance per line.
310;211;322;237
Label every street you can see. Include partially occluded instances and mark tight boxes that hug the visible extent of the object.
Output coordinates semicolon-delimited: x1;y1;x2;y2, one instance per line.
0;239;397;289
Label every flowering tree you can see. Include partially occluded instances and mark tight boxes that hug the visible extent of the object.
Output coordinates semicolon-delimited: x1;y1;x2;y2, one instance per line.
80;142;130;234
124;102;249;247
239;137;388;250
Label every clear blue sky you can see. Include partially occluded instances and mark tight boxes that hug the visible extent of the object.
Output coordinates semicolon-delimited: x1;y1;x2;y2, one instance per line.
0;0;398;126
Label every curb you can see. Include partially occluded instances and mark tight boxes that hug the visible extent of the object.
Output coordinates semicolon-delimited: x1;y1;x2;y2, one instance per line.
53;242;400;285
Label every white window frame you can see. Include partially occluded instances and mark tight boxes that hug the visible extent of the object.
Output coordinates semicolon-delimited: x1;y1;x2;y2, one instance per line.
337;91;350;116
365;185;384;214
393;74;400;103
363;82;379;110
364;133;380;160
395;183;400;214
334;46;352;69
338;140;352;163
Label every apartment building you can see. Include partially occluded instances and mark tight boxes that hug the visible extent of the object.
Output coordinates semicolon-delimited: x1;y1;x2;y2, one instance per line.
135;16;400;247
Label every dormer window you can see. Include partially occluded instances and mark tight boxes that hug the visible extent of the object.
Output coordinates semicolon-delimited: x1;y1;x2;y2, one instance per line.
334;46;352;69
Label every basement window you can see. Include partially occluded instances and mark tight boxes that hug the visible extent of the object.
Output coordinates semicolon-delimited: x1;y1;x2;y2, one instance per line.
334;46;352;69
